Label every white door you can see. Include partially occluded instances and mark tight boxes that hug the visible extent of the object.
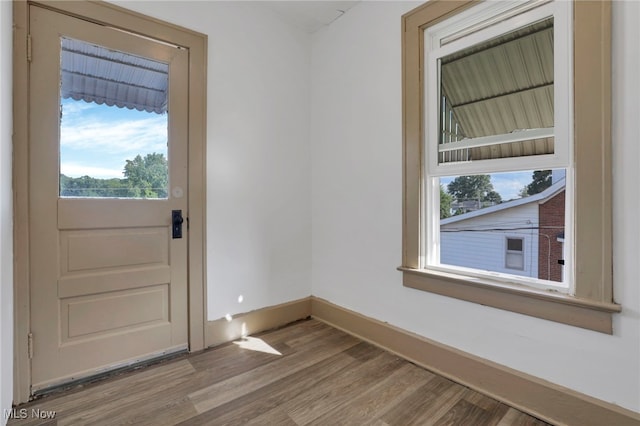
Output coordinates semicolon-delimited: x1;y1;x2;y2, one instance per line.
29;5;189;392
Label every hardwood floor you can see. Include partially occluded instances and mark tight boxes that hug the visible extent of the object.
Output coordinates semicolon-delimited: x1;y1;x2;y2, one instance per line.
8;319;551;426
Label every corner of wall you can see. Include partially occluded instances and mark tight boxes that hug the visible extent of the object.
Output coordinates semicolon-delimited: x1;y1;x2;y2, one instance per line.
1;0;15;421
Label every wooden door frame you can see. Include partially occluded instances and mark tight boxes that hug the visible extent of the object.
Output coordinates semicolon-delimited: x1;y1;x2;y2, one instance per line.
12;0;207;404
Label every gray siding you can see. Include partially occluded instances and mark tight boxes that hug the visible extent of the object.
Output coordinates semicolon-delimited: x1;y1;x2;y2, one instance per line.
440;203;539;278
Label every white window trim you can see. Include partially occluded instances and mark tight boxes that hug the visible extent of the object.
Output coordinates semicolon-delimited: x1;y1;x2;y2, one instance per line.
437;128;554;153
421;1;574;293
425;1;572;177
505;237;525;271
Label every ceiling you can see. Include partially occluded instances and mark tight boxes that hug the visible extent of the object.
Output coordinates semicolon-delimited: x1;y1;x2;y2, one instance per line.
263;1;360;33
59;1;362;116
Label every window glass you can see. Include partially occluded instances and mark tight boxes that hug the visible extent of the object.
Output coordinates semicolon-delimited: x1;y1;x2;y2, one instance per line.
59;38;169;199
505;238;524;270
507;238;523;252
437;18;555;164
438;169;565;284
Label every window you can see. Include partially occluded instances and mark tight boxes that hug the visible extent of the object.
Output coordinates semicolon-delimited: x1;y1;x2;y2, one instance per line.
400;0;619;333
505;238;524;271
425;2;570;292
59;38;170;199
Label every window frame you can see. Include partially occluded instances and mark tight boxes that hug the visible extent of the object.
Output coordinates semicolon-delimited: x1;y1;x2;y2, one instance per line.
505;237;525;271
425;2;571;176
424;2;573;292
400;0;620;334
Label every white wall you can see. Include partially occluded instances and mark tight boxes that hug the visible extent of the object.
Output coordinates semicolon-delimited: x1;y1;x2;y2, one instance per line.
3;0;637;416
0;0;13;421
109;1;313;321
311;0;640;413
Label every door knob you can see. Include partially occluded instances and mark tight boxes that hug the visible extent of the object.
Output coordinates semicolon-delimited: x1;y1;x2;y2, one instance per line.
172;210;184;239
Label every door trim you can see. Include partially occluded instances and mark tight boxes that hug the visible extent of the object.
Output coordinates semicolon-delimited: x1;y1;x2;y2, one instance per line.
12;0;207;404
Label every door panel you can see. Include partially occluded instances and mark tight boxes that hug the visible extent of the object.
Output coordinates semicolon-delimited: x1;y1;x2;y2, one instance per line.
29;5;189;391
58;265;171;299
62;285;169;341
61;228;169;272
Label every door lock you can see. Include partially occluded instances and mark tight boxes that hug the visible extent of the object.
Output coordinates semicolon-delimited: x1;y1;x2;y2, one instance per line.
172;210;184;239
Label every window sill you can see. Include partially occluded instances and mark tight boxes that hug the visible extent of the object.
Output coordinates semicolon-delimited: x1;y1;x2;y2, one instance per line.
398;267;621;334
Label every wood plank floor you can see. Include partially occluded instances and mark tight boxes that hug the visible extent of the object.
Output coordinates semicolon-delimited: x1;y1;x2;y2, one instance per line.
8;319;552;426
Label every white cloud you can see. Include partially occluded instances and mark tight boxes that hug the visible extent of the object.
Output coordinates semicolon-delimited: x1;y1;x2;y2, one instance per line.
493;179;529;200
61;163;124;179
60;98;167;156
59;99;96;115
59;100;168;178
60;115;167;154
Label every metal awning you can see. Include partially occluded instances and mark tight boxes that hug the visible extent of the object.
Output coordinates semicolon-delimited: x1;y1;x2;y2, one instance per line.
439;18;554;162
60;38;169;114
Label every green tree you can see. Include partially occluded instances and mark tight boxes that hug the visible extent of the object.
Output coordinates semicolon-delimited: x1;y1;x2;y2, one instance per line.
60;174;130;197
447;175;493;202
447;175;501;213
440;185;453;219
520;170;552;197
59;153;168;199
484;190;502;205
124;153;168;198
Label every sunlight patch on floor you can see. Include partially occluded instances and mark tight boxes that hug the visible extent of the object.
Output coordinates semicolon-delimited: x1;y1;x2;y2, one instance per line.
233;336;282;355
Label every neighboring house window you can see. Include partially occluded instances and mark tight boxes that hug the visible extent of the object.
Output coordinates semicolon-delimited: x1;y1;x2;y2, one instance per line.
505;238;524;271
400;0;620;333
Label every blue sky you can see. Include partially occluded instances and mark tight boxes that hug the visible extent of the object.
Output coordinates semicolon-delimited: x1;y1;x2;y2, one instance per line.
60;98;168;179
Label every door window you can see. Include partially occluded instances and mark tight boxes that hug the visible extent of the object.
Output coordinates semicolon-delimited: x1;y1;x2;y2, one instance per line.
59;38;169;199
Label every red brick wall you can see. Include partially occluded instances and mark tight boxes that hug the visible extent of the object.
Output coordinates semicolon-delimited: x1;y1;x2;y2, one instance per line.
538;190;565;282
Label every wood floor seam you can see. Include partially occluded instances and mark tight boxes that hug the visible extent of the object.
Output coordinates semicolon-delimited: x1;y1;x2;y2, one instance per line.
8;319;552;426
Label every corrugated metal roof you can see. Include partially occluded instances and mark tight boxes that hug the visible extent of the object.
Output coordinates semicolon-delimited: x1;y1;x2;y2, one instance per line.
439;18;554;162
60;38;169;114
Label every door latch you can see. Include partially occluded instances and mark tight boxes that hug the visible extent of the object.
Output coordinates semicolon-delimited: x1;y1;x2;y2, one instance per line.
172;210;184;239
